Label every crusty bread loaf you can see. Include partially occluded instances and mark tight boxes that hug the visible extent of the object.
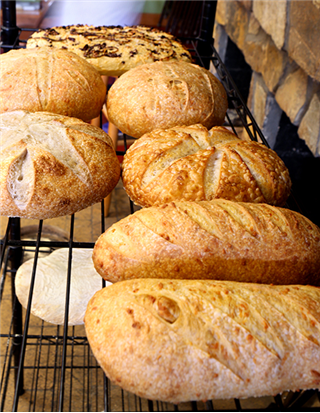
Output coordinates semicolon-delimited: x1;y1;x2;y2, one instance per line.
0;47;106;121
122;124;292;207
26;25;192;76
85;278;320;403
15;249;110;325
92;199;320;285
106;61;228;138
0;110;120;219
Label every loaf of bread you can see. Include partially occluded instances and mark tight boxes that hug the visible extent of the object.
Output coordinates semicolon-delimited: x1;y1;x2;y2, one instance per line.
0;110;120;219
106;61;228;138
0;47;106;121
92;199;320;285
122;124;292;207
85;278;320;403
26;25;192;76
15;248;110;325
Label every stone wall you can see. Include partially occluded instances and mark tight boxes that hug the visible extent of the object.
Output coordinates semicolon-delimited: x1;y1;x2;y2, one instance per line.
213;0;320;156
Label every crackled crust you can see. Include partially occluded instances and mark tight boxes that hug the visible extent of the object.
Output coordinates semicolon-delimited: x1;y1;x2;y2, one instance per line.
85;279;320;403
92;199;320;285
122;124;292;207
0;110;120;219
27;25;192;76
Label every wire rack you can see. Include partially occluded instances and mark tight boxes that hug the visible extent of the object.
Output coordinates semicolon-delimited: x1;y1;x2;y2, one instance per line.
1;4;320;412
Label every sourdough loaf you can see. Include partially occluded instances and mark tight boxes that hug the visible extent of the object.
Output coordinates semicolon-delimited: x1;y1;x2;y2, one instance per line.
26;25;192;76
0;110;120;219
15;249;110;325
106;61;228;138
85;278;320;403
92;199;320;285
0;47;106;121
122;124;292;207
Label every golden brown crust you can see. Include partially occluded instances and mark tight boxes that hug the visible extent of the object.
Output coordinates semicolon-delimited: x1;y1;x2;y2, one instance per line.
0;110;120;219
84;279;320;403
122;125;292;206
0;47;106;122
26;25;192;76
106;62;228;138
92;199;320;285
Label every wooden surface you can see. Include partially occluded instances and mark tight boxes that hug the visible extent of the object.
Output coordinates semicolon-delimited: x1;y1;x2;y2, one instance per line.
1;1;54;28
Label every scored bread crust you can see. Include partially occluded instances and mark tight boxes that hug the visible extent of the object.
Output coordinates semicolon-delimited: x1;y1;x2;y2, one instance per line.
84;278;320;403
106;61;228;138
0;110;120;219
92;199;320;285
0;47;106;122
26;25;192;76
122;124;292;207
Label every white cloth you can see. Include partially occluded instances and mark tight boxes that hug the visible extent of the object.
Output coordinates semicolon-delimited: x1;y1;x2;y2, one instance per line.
41;0;146;27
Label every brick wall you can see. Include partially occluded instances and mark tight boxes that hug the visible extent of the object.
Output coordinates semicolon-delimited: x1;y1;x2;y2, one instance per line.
214;0;320;156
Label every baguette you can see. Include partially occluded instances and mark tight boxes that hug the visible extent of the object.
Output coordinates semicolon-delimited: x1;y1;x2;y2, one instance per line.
0;110;120;219
26;25;192;76
0;47;106;122
106;61;228;138
122;124;292;207
84;278;320;403
92;199;320;285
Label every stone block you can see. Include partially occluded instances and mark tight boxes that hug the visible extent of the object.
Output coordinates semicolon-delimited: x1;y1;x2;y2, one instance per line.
275;67;309;126
213;23;229;63
248;72;268;128
216;1;288;93
252;0;287;50
244;16;289;93
216;0;250;50
298;90;320;157
239;1;253;11
287;0;320;82
215;0;229;26
246;72;282;148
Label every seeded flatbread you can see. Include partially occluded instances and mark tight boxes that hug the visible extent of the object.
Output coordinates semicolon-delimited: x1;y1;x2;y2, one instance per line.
27;25;192;76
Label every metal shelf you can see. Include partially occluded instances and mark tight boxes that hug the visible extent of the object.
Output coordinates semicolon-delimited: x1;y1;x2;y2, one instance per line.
1;3;319;410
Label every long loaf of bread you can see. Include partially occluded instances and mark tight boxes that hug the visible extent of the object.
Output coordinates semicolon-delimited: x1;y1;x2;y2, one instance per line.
122;124;292;207
84;279;320;403
92;199;320;285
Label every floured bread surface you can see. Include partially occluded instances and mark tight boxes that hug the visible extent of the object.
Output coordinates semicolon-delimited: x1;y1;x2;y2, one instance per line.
92;199;320;285
106;61;228;138
0;47;106;121
85;279;320;403
0;110;120;219
122;124;292;207
16;249;109;325
26;25;192;76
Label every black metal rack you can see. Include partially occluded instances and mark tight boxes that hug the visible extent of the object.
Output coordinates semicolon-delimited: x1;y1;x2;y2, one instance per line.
1;1;320;411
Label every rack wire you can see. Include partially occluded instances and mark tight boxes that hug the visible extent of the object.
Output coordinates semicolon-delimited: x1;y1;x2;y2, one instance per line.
1;3;320;411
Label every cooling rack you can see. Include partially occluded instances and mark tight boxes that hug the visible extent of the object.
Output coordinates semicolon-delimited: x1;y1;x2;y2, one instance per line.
1;3;320;411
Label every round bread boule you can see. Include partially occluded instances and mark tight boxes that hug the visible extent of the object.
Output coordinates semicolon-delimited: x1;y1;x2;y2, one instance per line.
106;61;228;138
0;47;106;122
0;110;120;219
15;248;109;326
121;124;292;207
